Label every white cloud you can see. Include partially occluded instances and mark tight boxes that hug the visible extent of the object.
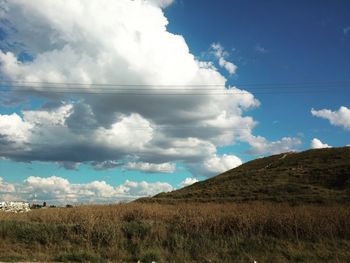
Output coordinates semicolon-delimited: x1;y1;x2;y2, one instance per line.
0;0;299;178
127;162;176;173
310;138;331;149
148;0;174;8
0;113;32;144
219;58;237;75
311;106;350;131
94;113;153;150
0;177;16;194
23;104;72;126
179;177;198;188
0;176;173;204
117;179;173;196
211;43;237;74
204;154;242;174
243;134;301;155
24;176;72;198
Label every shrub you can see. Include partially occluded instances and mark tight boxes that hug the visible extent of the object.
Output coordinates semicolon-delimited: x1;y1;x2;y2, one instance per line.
140;248;162;263
122;221;151;240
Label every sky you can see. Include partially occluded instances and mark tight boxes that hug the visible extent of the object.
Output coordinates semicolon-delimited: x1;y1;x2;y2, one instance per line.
0;0;349;204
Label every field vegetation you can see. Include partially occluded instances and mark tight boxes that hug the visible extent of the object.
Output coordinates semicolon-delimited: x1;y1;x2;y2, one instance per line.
1;148;349;262
0;202;349;262
142;147;350;204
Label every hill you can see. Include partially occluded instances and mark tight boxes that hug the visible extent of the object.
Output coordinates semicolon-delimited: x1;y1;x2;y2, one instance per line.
138;147;350;204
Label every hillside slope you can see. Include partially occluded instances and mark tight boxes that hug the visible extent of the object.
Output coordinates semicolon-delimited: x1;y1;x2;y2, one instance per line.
139;147;350;204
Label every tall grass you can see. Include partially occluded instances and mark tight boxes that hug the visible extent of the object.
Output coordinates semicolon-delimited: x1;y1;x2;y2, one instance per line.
0;202;349;262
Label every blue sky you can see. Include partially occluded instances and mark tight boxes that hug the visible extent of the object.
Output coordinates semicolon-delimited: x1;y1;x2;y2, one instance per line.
0;0;349;204
166;0;350;140
166;0;350;150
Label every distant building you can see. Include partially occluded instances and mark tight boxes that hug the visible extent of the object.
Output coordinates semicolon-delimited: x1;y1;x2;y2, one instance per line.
0;201;31;213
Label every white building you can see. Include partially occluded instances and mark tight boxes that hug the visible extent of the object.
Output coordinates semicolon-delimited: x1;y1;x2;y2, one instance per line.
0;201;30;213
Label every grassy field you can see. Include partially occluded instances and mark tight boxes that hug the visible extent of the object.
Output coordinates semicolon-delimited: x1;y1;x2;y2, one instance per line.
0;202;350;262
1;148;349;262
141;147;350;204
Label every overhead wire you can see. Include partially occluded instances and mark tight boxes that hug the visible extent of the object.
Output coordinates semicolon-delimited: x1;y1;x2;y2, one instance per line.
0;88;349;95
0;80;347;147
1;79;350;87
0;80;348;96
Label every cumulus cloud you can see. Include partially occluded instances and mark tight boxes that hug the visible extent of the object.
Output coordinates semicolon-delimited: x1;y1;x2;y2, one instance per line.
0;176;173;204
0;177;18;202
311;106;350;131
148;0;174;8
0;0;298;177
116;180;173;196
0;113;32;144
179;177;199;187
203;154;242;174
310;138;331;149
0;177;15;194
127;162;176;173
211;43;237;74
244;134;301;155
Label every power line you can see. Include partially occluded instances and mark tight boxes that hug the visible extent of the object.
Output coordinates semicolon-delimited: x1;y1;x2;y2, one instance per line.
0;80;348;95
1;79;350;87
2;84;350;90
0;87;349;95
27;125;253;131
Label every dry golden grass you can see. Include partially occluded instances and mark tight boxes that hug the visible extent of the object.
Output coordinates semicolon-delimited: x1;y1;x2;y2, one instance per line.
0;202;349;262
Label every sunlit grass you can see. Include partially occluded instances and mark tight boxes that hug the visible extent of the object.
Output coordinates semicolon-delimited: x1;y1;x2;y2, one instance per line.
0;202;349;262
